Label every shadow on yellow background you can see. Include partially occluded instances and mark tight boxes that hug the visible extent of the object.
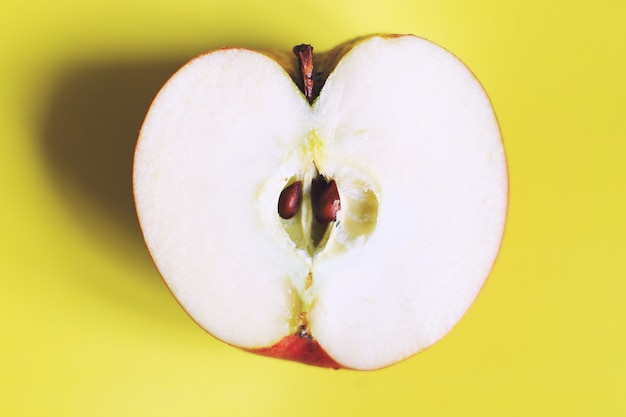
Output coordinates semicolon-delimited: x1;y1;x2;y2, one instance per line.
39;59;184;257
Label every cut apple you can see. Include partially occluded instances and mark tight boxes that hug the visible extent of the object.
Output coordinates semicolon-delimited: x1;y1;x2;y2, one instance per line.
133;34;508;370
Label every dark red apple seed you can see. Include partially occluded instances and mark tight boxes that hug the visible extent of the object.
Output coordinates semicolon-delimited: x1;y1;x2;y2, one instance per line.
315;180;341;224
278;181;303;219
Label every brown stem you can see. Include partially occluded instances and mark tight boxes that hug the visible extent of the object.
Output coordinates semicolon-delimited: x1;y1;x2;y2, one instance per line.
293;44;314;103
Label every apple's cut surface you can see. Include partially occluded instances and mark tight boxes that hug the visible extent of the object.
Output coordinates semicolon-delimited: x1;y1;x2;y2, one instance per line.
133;34;508;370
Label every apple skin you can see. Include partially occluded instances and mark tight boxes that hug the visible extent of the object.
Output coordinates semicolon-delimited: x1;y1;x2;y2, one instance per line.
248;335;342;370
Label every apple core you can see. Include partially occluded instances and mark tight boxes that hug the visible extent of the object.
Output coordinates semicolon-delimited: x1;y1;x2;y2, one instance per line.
277;160;379;258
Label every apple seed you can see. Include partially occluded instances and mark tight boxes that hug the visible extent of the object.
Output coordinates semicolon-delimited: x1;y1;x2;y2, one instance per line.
310;175;326;206
315;180;341;224
278;181;302;219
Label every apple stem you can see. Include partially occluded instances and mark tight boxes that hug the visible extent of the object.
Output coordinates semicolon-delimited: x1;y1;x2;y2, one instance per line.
293;44;315;103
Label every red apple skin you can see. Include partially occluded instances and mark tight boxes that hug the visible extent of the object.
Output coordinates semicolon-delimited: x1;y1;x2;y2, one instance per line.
247;334;342;370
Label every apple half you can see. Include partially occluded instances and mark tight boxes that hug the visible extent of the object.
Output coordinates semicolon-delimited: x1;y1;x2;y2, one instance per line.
133;34;508;370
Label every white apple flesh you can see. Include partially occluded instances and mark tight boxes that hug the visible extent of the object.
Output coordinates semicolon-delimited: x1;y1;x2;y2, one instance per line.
133;35;508;370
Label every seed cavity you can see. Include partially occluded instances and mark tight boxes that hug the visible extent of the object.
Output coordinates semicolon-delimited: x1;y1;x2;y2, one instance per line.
278;181;302;219
276;164;376;257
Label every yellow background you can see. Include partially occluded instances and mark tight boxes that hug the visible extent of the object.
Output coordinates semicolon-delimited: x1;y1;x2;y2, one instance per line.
2;0;625;415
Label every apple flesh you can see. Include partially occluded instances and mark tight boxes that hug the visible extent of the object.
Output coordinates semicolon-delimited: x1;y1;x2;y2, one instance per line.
133;34;508;370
